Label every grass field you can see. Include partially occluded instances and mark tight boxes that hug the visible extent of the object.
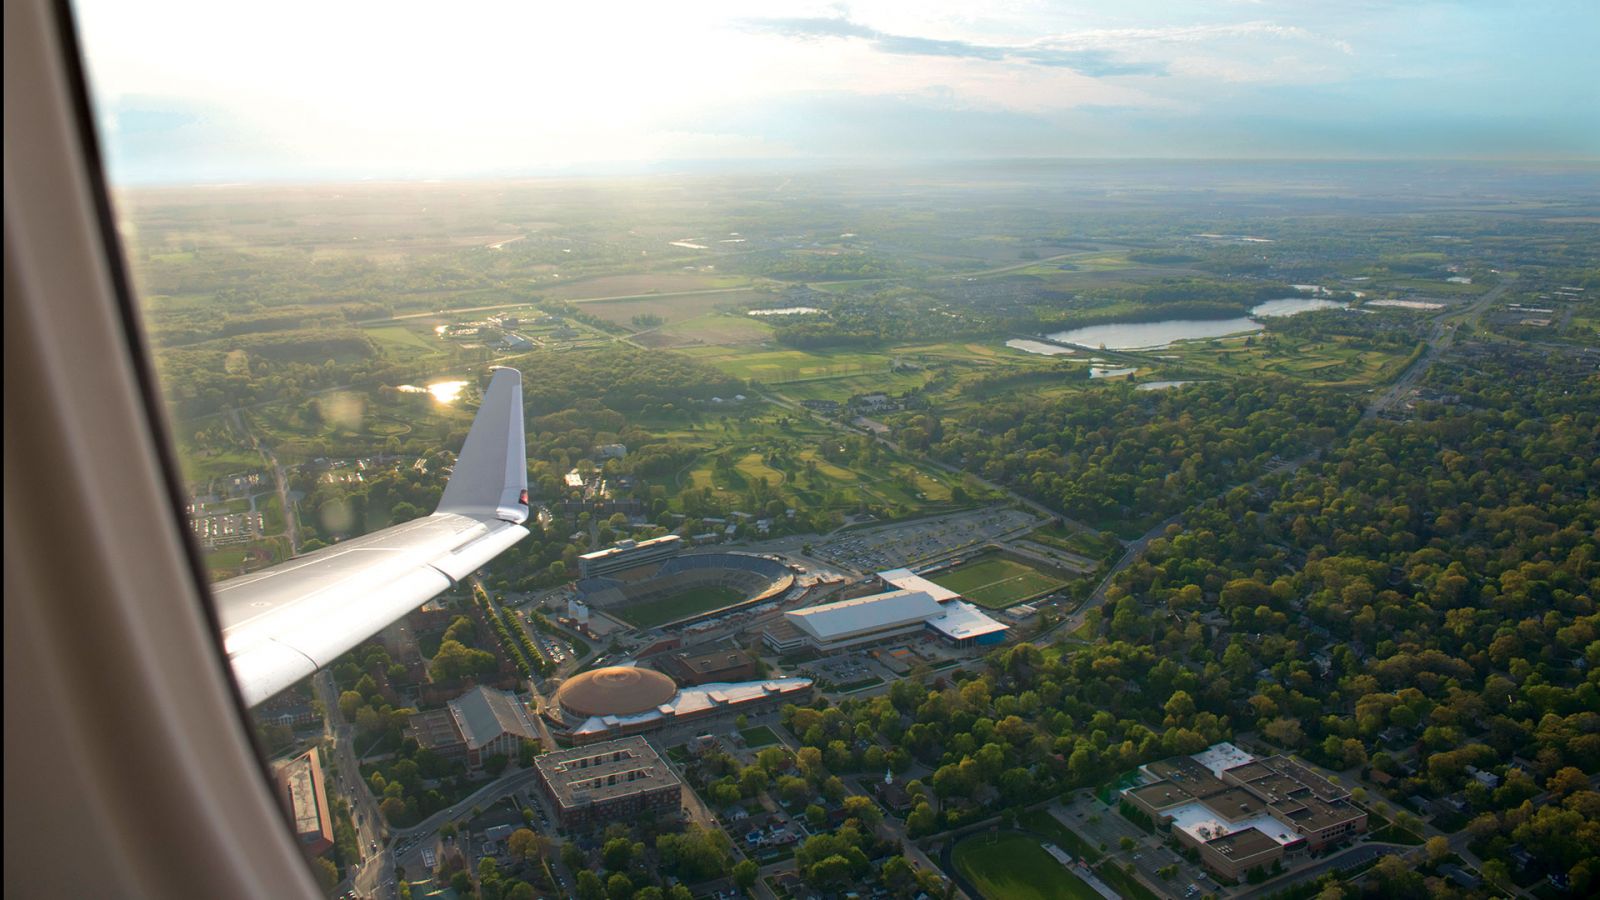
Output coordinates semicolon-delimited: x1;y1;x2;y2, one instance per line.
1018;810;1103;864
953;832;1102;900
578;292;767;328
740;726;781;748
1026;524;1120;561
932;553;1070;608
363;324;449;361
612;585;745;629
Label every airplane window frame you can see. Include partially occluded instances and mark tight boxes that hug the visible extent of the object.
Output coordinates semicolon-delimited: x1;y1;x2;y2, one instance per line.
52;0;319;872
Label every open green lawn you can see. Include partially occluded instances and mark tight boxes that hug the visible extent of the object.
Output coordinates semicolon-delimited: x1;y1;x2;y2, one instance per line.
1027;524;1120;561
932;553;1070;608
1018;810;1103;864
953;832;1102;900
739;726;781;748
364;324;448;360
612;585;745;629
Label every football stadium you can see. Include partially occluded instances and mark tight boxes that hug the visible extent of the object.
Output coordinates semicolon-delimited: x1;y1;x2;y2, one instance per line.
573;552;797;630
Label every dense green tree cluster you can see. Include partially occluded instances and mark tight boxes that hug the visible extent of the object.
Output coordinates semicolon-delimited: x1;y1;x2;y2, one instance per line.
933;379;1358;534
1095;349;1598;889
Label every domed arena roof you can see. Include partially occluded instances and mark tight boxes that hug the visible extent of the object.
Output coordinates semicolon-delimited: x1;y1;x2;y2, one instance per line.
552;666;677;718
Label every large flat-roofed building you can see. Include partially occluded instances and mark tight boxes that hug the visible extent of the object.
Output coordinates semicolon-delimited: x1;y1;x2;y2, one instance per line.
274;747;334;857
659;648;758;686
578;535;683;578
534;736;682;828
782;589;943;651
407;685;540;769
763;579;1008;653
1123;743;1367;882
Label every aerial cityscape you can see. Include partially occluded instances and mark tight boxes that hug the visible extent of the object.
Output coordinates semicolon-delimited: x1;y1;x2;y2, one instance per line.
141;159;1599;900
48;0;1598;898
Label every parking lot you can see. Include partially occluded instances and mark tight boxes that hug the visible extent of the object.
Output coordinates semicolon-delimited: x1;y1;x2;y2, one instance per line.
796;652;890;690
812;507;1042;572
1056;794;1218;899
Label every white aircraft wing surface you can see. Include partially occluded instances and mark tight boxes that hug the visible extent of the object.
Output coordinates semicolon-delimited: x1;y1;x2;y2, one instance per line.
214;367;530;707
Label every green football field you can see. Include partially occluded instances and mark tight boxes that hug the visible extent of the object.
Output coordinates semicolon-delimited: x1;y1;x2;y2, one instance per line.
931;553;1069;608
612;585;745;629
952;832;1102;900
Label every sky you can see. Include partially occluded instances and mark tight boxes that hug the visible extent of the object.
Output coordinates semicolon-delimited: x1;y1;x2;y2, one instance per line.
74;0;1600;183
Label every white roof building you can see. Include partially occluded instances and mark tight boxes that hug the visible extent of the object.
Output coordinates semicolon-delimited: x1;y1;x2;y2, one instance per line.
877;567;961;602
927;600;1010;643
775;584;1009;651
785;589;944;649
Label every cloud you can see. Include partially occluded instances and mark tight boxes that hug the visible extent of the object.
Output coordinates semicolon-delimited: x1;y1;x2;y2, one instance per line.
744;15;1166;77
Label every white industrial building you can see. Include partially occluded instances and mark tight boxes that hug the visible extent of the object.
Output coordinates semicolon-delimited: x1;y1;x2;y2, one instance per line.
764;576;1008;653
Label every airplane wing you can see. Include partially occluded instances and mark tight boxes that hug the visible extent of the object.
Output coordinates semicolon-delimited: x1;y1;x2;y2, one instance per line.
214;367;531;707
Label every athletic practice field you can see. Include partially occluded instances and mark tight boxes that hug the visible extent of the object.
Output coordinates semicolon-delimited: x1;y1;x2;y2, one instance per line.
930;552;1069;608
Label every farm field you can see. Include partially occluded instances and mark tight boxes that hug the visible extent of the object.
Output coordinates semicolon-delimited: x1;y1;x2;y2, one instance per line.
952;832;1102;900
578;292;772;328
611;585;745;629
544;272;751;301
633;312;775;348
932;552;1070;608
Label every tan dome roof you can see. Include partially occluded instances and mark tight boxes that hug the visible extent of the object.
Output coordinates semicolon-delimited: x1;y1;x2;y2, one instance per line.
553;666;677;718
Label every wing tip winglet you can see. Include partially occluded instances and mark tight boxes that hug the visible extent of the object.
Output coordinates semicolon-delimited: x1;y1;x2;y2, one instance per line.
436;367;528;523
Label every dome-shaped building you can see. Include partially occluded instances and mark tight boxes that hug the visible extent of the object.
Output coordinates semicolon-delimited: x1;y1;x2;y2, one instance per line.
551;666;677;719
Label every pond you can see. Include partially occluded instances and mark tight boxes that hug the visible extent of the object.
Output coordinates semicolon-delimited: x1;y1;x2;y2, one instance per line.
396;380;469;404
1020;297;1345;352
747;307;823;317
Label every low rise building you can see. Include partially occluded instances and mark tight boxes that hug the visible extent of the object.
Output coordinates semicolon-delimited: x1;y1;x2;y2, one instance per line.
273;748;334;857
534;736;682;829
658;648;758;686
1123;743;1366;882
407;685;539;769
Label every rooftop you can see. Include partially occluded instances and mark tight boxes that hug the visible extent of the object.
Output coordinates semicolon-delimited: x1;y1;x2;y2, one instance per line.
1193;742;1255;777
1207;827;1285;862
1144;756;1232;800
926;599;1009;642
450;685;538;750
877;568;962;602
554;666;678;718
1168;802;1301;848
569;677;813;736
275;748;331;846
535;736;682;809
664;648;754;676
785;589;943;641
1129;780;1195;811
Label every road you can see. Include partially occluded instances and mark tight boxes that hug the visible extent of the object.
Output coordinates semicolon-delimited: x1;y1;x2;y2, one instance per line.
1362;276;1510;422
230;408;300;554
383;286;756;321
313;671;390;898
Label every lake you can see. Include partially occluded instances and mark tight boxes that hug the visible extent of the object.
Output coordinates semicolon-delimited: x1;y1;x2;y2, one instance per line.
1027;297;1344;352
748;307;823;317
397;380;469;403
